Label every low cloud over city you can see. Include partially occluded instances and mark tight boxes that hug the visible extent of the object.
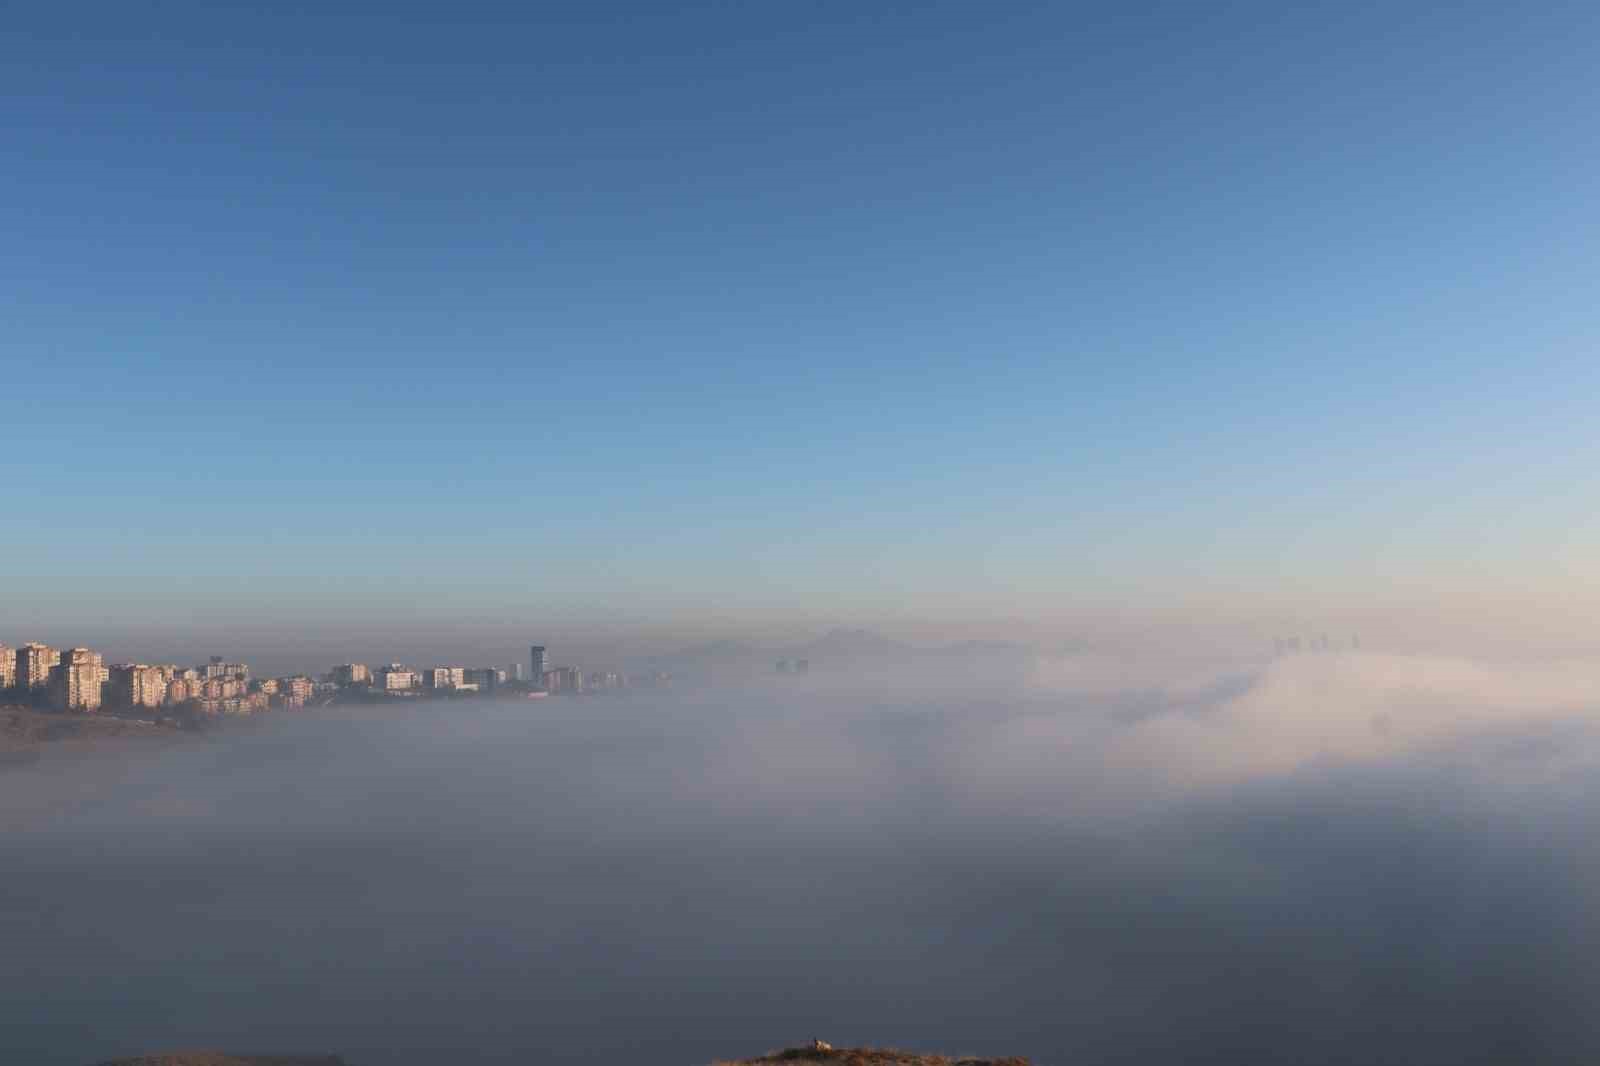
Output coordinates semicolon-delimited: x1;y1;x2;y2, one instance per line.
5;646;1600;1064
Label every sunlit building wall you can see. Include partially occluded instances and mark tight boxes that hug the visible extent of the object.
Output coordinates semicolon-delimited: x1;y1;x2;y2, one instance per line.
49;648;104;712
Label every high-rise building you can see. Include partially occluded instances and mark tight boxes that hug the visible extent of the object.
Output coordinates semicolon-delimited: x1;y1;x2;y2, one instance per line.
17;643;60;696
331;663;371;687
377;664;419;691
466;668;505;691
423;667;466;689
203;656;250;681
49;648;104;712
108;664;168;709
509;662;525;682
530;646;547;686
279;676;315;707
201;677;247;701
0;644;15;690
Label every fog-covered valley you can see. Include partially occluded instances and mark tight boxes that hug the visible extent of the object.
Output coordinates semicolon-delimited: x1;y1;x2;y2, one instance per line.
6;652;1600;1064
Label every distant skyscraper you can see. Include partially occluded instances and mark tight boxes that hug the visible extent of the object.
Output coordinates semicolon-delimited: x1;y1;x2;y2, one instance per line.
530;645;547;686
423;666;466;689
280;676;315;706
332;663;371;687
203;656;250;681
559;665;583;693
509;662;525;682
376;664;419;691
0;644;14;690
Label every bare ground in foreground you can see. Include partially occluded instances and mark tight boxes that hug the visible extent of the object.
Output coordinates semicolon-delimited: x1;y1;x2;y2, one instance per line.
92;1047;1027;1066
0;704;189;760
94;1056;347;1066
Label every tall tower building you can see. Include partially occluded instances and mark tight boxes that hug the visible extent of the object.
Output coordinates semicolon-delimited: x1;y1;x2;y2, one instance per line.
203;656;250;681
0;644;15;690
17;643;60;695
49;648;104;712
332;663;371;687
108;664;168;709
530;645;547;686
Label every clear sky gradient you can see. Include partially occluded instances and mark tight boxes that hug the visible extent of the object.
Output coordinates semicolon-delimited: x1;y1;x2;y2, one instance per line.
6;2;1600;645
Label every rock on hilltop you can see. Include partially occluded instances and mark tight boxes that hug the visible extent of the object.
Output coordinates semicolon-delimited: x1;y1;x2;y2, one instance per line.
720;1046;1029;1066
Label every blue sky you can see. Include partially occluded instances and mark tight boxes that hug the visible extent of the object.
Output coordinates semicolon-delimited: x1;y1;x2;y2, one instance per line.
5;2;1600;640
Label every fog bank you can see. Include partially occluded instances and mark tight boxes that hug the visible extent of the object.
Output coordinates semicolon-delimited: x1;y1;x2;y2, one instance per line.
4;654;1600;1064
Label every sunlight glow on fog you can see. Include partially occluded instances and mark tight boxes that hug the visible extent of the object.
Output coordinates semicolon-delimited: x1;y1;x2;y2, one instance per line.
5;655;1600;1065
1029;651;1600;784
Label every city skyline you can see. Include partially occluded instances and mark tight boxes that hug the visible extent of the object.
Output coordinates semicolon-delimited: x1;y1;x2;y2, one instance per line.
0;632;652;716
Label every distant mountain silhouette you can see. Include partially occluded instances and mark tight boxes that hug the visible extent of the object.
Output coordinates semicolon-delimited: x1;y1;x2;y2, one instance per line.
658;628;1036;679
797;627;914;660
673;639;763;662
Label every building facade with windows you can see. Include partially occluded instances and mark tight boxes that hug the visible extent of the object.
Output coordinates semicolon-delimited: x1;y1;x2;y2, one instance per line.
49;648;104;711
17;643;60;695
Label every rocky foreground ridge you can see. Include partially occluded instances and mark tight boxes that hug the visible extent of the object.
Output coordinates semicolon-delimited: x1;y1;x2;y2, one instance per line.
94;1057;346;1066
722;1045;1029;1066
94;1044;1028;1066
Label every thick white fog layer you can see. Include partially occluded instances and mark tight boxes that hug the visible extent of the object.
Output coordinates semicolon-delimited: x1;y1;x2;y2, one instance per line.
5;654;1600;1064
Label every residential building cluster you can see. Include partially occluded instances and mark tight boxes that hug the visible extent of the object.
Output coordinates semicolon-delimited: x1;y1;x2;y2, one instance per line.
331;645;666;697
1273;634;1361;654
0;643;321;716
1;639;670;718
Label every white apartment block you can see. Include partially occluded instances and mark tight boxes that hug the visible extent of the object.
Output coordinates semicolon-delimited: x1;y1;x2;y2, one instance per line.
378;665;419;690
50;648;104;712
424;666;466;689
108;664;169;709
18;643;60;692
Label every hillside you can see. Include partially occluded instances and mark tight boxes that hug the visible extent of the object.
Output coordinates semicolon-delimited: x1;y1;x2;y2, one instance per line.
0;705;185;759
